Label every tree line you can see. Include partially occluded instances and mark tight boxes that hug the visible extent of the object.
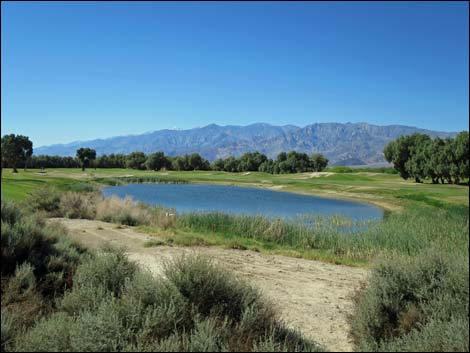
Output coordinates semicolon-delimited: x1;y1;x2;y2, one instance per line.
1;134;329;174
384;131;469;184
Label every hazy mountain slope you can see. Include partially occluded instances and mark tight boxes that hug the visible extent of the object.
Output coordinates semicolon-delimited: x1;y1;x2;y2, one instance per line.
35;122;456;165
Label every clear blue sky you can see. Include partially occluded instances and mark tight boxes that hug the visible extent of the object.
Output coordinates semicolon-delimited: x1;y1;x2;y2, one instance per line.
2;1;468;147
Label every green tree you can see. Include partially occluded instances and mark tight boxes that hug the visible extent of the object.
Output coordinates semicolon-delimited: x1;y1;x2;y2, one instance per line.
1;134;33;175
188;153;210;170
76;148;97;171
453;131;469;183
384;134;430;181
172;156;188;171
405;135;432;183
211;159;225;171
239;151;267;172
277;152;287;163
259;159;275;173
125;152;147;170
310;153;329;172
145;152;170;171
223;157;240;172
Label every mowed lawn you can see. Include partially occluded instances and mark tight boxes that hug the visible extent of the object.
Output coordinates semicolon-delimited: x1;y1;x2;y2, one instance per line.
1;168;468;209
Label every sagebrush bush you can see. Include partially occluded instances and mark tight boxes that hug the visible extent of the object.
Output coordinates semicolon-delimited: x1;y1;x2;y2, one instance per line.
27;186;62;216
1;200;89;350
11;251;323;352
14;312;75;352
350;248;469;352
3;263;36;304
2;199;324;352
69;247;138;298
1;313;14;352
164;254;275;323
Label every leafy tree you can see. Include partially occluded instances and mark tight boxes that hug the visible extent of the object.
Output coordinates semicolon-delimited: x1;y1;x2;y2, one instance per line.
239;152;268;172
310;153;329;172
223;157;240;172
172;156;189;171
385;132;469;184
145;152;170;171
76;148;97;171
125;152;147;170
277;152;287;163
211;159;225;171
259;159;275;173
1;134;33;174
405;135;432;183
453;131;469;183
384;134;429;180
188;153;210;170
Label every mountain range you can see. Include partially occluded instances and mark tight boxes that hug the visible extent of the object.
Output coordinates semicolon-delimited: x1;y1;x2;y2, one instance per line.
35;122;457;166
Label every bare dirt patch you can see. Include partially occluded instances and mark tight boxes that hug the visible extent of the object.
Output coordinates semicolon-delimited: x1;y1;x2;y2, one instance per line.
52;218;368;352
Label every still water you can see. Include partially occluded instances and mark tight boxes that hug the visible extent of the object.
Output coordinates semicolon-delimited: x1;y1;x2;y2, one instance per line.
102;184;383;221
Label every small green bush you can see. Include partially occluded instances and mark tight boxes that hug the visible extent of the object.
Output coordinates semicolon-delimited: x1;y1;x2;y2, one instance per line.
350;248;469;352
3;263;36;304
27;186;62;215
164;254;274;322
1;313;15;352
14;312;75;352
70;247;138;298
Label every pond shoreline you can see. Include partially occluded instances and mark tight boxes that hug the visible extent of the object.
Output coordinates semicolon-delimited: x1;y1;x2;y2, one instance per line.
101;183;384;222
96;176;397;213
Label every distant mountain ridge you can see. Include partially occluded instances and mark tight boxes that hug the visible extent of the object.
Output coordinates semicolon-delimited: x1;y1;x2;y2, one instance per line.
35;122;457;165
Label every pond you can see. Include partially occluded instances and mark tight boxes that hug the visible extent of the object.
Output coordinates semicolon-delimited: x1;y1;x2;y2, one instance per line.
102;184;383;221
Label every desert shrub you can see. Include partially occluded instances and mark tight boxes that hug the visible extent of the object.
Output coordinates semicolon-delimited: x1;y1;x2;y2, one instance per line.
69;247;137;298
27;186;62;216
186;317;229;351
1;209;54;276
1;214;85;296
1;200;89;349
14;312;75;352
2;263;36;305
372;316;469;352
59;191;97;219
121;272;191;341
2;203;321;353
164;254;274;322
1;199;22;225
69;299;128;352
1;313;15;352
350;248;469;351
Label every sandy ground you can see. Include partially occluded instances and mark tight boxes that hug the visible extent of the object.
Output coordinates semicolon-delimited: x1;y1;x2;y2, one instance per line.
52;218;368;352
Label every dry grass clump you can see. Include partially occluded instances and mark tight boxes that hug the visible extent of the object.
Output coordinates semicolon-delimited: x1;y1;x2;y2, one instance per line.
95;196;153;226
59;191;98;219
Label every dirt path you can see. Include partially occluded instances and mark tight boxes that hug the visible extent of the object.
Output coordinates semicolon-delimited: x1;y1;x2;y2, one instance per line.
52;218;368;352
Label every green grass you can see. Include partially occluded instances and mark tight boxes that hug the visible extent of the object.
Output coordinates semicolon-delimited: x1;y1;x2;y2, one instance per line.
135;202;468;266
